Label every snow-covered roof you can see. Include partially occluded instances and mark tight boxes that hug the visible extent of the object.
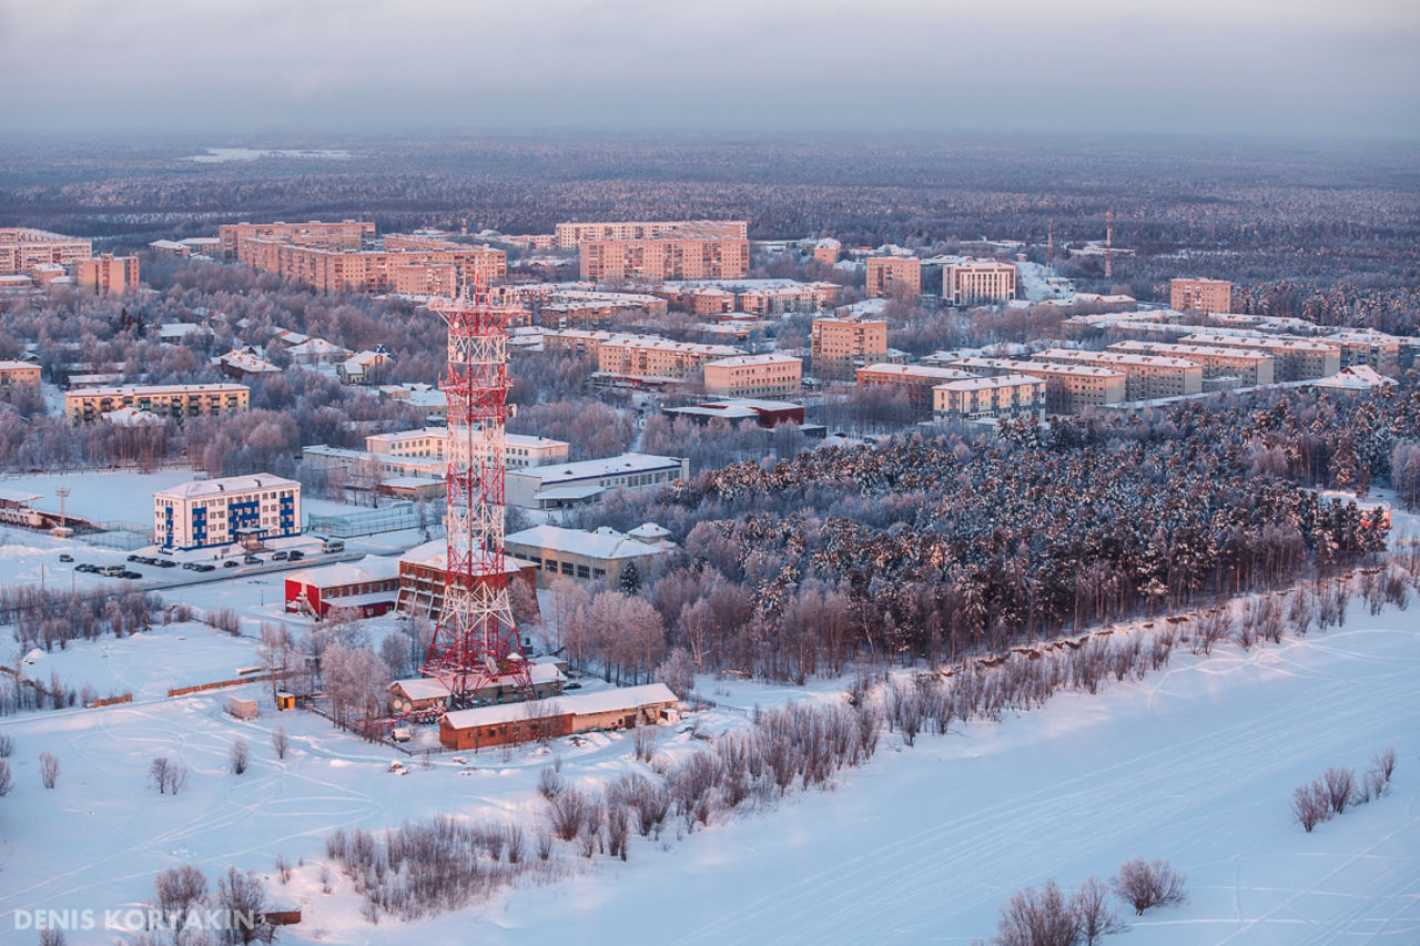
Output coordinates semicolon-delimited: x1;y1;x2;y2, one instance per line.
442;682;676;730
390;677;451;701
506;524;676;561
287;337;351;358
859;363;975;381
627;522;671;540
286;555;401;588
155;473;298;501
705;353;800;368
399;541;529;575
1313;365;1397;391
512;453;685;486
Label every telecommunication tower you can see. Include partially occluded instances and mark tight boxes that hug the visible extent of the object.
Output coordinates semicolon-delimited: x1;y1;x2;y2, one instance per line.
423;283;531;703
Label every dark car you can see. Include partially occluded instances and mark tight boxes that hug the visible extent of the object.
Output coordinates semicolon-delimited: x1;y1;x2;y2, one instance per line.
58;553;74;563
287;550;304;561
244;555;261;565
272;551;289;561
127;554;141;562
121;570;143;580
223;560;239;568
156;559;176;568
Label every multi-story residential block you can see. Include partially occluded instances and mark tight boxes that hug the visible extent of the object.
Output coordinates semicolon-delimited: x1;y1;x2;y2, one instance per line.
1107;341;1276;386
1180;334;1340;380
364;427;569;469
811;318;889;380
813;238;841;266
866;256;922;300
580;226;750;281
661;279;840;315
76;254;140;296
856;363;976;413
391;260;458;297
1170;277;1233;314
596;337;742;381
0;361;41;386
1036;349;1204;400
703;353;803;398
218;219;374;259
0;227;92;275
506;454;690;510
238;237;505;295
933;375;1046;421
947;358;1127;413
1325;331;1401;371
154;473;300;551
555;220;747;250
64;382;249;423
944;260;1017;306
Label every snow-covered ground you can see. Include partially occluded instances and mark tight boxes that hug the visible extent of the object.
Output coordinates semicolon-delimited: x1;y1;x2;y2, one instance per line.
1;602;1416;944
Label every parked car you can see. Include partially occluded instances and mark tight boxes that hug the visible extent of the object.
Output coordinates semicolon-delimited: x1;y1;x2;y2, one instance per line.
58;553;73;563
155;559;176;568
244;555;262;565
127;554;141;562
287;550;304;561
223;560;239;568
75;563;96;573
181;562;198;570
195;564;216;573
272;551;289;561
120;570;142;580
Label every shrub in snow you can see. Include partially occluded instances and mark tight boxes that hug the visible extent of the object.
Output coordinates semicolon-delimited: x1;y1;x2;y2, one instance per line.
1322;767;1356;815
1293;780;1332;833
1070;877;1123;945
1111;859;1186;916
993;880;1079;946
0;759;11;797
230;737;249;775
38;752;58;789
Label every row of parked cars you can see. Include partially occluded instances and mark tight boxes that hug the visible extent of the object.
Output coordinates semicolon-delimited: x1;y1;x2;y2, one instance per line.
71;562;143;580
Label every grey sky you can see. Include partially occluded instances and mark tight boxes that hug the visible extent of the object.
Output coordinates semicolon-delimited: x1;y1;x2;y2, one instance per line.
4;0;1417;139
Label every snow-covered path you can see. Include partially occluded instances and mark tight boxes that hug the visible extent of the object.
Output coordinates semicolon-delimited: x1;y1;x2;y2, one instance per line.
458;622;1420;946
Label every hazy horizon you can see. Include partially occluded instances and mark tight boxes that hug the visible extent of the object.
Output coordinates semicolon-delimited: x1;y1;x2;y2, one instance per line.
4;0;1418;142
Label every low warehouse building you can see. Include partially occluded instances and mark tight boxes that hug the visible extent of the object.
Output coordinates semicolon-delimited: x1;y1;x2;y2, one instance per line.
388;663;566;715
438;682;680;750
284;556;401;619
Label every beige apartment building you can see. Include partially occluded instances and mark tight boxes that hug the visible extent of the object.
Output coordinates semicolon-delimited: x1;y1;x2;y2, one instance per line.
703;353;803;398
1180;334;1340;381
945;260;1018;306
218;219;374;259
811;318;889;380
76;254;140;296
947;357;1127;413
813;238;841;266
1107;341;1276;386
555;220;747;250
1325;332;1401;371
64;382;250;423
1036;349;1204;401
0;361;41;386
0;227;92;275
933;375;1046;422
581;231;750;281
364;427;569;469
391;260;458;297
866;256;922;300
856;363;976;413
1170;277;1233;314
238;238;506;295
597;337;742;381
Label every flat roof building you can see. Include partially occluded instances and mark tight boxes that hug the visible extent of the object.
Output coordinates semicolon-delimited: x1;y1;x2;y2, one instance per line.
555;220;747;250
703;352;803;398
596;336;742;382
1170;278;1233;315
946;357;1127;413
811;318;889;381
284;556;401;620
506;453;689;509
1107;340;1276;386
364;426;569;469
580;228;750;281
64;382;249;424
0;361;41;386
933;374;1046;422
856;362;977;413
866;256;921;300
218;219;374;259
505;523;676;587
75;254;139;296
0;227;91;276
1180;333;1340;380
154;473;300;551
945;260;1017;306
1036;348;1204;401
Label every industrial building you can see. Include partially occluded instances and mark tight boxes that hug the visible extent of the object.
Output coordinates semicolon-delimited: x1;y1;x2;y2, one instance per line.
153;473;301;551
505;453;689;509
1035;349;1204;401
64;382;250;423
505;523;676;587
388;663;566;718
703;352;803;397
933;375;1046;422
438;682;680;750
394;539;539;624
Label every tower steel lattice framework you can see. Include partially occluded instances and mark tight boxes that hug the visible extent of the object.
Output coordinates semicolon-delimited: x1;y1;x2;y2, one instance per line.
423;283;531;702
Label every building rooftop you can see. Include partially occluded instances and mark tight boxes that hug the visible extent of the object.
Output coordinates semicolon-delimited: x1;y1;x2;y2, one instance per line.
705;353;801;368
1038;349;1203;370
935;374;1044;392
155;473;299;501
442;682;677;730
286;555;402;588
858;363;976;381
68;382;249;397
506;524;676;561
512;453;685;486
1109;341;1273;361
949;357;1127;379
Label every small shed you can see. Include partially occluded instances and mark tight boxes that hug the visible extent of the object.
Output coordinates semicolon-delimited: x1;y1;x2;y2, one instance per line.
226;696;259;720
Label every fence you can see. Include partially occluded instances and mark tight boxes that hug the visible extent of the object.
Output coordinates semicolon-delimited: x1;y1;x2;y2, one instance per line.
166;669;298;699
81;521;152;551
306;501;444;538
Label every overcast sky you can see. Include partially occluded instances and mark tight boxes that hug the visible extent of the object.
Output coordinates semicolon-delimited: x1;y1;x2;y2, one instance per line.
4;0;1417;141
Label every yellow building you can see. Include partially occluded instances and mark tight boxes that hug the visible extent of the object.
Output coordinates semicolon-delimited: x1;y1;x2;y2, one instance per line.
1169;277;1232;314
1036;349;1203;401
64;383;249;424
1107;341;1275;386
933;375;1046;421
0;361;41;386
811;318;889;380
596;337;742;381
865;256;921;300
703;353;803;398
76;254;140;296
948;357;1126;413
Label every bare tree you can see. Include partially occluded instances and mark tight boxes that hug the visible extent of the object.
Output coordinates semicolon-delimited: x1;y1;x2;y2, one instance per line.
154;864;208;945
38;930;66;946
230;737;249;776
1293;780;1332;833
1070;877;1122;945
38;752;58;789
214;866;273;945
150;756;189;795
1111;859;1186;915
538;765;565;801
994;881;1080;946
271;725;288;761
1369;748;1396;797
1322;767;1356;815
547;785;589;841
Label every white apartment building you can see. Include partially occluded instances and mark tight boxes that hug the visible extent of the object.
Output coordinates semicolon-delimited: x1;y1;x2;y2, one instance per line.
506;454;690;510
363;427;570;469
154;474;301;552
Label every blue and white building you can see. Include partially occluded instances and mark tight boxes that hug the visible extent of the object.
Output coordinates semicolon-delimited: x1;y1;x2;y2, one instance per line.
153;473;301;551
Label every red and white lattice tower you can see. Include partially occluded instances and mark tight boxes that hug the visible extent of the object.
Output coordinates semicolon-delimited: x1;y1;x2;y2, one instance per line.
423;283;531;702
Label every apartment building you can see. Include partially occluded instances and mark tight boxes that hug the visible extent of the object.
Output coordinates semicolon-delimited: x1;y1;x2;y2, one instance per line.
811;318;889;380
1107;341;1276;386
663;279;840;315
0;361;41;386
76;254;140;296
365;427;569;469
391;260;458;297
703;353;803;398
1170;277;1233;314
506;454;690;509
239;237;506;295
1180;334;1341;381
933;375;1046;422
944;260;1018;306
581;230;750;281
947;357;1127;413
866;256;922;300
0;227;92;275
597;336;742;381
856;363;976;413
153;473;300;552
813;238;841;266
64;382;250;423
555;220;747;250
218;219;374;259
1325;332;1401;371
1036;349;1204;401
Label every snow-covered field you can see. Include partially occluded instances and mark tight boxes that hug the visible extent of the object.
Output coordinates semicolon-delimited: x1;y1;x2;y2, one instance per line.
1;602;1416;944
